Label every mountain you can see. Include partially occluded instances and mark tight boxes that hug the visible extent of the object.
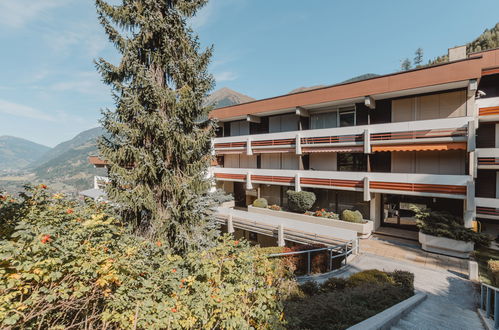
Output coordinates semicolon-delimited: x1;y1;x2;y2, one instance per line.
341;73;380;84
0;136;50;171
204;87;255;109
288;85;326;94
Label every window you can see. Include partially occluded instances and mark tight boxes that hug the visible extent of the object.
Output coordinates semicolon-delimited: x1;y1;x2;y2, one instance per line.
311;111;338;129
337;153;367;171
339;107;355;127
269;114;299;133
229;120;249;136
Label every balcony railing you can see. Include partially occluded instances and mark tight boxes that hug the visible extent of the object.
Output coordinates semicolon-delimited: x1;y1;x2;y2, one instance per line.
476;149;499;168
211;167;472;199
476;197;499;219
213;117;472;155
477;97;499;119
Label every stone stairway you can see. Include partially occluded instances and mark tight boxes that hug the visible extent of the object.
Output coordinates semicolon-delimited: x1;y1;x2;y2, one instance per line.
391;296;484;330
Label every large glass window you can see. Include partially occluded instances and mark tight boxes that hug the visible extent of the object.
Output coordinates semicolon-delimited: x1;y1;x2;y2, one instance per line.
337;153;367;171
339;107;355;127
311;111;338;129
306;188;369;219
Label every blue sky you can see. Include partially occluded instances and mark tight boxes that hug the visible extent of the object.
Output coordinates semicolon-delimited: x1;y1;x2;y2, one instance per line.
0;0;498;147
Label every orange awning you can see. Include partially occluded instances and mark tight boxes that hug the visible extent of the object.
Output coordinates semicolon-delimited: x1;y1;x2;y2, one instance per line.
372;142;467;152
302;146;363;153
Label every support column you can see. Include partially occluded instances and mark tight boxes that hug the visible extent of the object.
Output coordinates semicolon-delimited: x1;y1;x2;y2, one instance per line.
363;177;371;201
295;173;301;192
363;129;371;154
464;180;475;228
277;224;285;247
227;213;234;234
295;133;302;155
467;120;476;152
246;172;253;190
246;137;252;155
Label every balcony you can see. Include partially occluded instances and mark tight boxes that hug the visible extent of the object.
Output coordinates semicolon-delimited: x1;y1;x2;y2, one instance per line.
476;197;499;220
213;117;473;155
476;148;499;169
211;167;472;200
477;97;499;121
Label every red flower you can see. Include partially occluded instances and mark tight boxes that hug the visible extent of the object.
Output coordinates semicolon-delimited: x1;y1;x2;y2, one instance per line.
66;209;74;214
179;284;183;288
39;184;47;189
171;308;177;313
156;241;162;247
172;269;177;273
234;240;239;246
41;235;51;244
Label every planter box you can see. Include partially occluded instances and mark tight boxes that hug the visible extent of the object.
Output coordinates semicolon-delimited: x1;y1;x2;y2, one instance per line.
220;200;235;208
248;205;373;238
418;231;474;259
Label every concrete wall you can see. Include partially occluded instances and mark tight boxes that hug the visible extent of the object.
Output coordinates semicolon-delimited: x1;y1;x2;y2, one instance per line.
310;153;338;171
392;90;467;122
391;150;465;175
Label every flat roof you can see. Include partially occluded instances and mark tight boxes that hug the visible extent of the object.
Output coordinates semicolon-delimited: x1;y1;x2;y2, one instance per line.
210;48;499;121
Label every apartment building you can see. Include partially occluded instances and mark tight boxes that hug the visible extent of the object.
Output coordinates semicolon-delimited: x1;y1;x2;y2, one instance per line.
209;46;499;239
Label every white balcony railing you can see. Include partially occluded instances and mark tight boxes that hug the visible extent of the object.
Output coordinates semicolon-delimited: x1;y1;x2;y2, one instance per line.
213;116;472;155
476;197;499;219
211;167;472;200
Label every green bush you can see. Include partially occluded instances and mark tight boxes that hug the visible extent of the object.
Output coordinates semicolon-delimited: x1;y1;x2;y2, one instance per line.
346;269;394;288
320;277;347;292
414;208;491;247
341;209;364;223
488;260;499;287
299;281;320;296
252;198;268;208
0;186;284;329
285;243;331;275
389;270;415;294
287;190;316;213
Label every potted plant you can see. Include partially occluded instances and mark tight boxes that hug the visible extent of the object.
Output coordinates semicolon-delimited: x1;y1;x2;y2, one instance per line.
414;208;490;258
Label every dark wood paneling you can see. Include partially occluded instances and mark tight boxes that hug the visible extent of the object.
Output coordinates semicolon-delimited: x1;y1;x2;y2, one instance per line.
476;169;496;198
476;123;496;148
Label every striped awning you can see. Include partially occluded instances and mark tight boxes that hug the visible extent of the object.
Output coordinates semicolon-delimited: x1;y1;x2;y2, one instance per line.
302;146;363;153
371;142;466;153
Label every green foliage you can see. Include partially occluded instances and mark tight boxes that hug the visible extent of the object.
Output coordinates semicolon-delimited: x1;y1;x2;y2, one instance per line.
413;48;424;67
287;190;316;213
95;0;218;254
341;209;364;223
388;270;415;294
414;208;491;247
0;186;284;329
285;244;331;275
346;269;394;288
401;58;412;71
488;260;499;287
253;198;268;208
284;270;414;329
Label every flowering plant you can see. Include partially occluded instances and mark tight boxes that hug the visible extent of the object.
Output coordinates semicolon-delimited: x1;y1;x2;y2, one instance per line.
305;209;339;220
268;204;282;211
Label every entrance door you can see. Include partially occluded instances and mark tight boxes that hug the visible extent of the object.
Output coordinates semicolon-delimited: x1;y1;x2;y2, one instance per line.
233;182;246;207
381;195;423;230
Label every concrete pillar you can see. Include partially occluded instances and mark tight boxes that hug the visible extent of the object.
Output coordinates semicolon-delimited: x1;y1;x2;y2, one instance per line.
295;133;302;155
227;214;234;234
467;120;476;152
246;172;253;190
277;224;285;247
363;177;371;201
468;261;479;282
363;129;371;154
295;173;301;192
246;137;252;155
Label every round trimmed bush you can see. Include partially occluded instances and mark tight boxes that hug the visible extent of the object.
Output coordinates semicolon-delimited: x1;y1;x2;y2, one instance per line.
346;269;394;288
252;198;268;208
287;190;316;213
341;209;364;223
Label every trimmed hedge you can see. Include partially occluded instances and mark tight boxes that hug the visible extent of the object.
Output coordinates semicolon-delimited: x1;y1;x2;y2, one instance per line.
341;209;364;223
488;260;499;287
253;198;268;208
287;190;316;213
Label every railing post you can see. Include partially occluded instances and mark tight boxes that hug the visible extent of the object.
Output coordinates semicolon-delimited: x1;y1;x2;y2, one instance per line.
227;213;234;234
277;224;285;247
246;137;253;155
481;285;484;310
307;251;311;275
487;287;492;317
295;133;302;155
246;172;253;190
363;177;370;202
295;173;301;192
495;290;499;328
329;248;333;271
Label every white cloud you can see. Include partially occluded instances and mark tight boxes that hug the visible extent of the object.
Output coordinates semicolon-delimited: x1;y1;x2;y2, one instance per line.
0;0;69;28
0;99;56;121
214;71;238;82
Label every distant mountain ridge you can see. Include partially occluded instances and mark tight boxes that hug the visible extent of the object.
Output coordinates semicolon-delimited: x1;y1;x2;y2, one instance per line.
204;87;255;109
0;136;50;171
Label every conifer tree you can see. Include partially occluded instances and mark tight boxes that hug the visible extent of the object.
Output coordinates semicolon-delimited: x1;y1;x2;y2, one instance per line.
413;48;424;67
94;0;218;254
400;58;412;71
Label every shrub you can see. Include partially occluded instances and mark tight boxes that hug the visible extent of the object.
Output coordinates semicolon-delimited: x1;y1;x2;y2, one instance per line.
268;204;282;211
0;186;284;329
285;244;331;275
252;198;268;208
488;260;499;287
284;283;413;330
320;277;347;292
299;281;320;296
346;269;394;288
414;208;491;247
341;209;364;223
389;270;414;294
287;190;316;213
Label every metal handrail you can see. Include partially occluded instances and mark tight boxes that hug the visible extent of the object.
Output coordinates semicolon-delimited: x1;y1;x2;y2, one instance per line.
479;282;499;329
268;240;357;275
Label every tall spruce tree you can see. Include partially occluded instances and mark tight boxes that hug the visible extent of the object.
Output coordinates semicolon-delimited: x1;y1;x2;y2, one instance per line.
413;48;423;67
95;0;218;254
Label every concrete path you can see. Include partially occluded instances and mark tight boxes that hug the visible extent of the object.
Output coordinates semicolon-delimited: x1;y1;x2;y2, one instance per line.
334;253;484;330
